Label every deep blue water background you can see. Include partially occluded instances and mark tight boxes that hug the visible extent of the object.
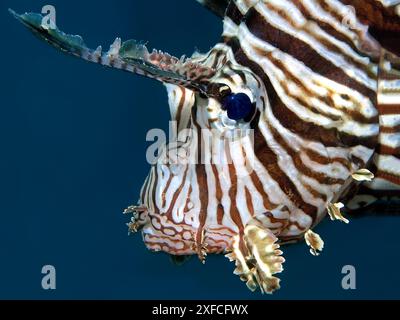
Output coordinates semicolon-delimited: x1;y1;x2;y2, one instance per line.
0;0;399;300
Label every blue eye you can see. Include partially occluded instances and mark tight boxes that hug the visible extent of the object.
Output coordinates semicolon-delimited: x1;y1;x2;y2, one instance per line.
222;93;254;121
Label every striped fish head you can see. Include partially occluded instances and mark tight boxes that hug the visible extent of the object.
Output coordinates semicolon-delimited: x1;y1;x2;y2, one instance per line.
9;8;266;254
136;49;268;254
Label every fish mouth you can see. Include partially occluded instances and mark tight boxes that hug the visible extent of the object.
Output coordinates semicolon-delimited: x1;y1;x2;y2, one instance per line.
124;205;149;234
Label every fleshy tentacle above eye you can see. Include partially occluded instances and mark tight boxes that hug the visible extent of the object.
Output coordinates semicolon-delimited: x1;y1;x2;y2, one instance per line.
9;9;217;96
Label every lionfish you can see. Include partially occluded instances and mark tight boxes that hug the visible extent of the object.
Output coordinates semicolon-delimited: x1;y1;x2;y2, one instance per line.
11;0;400;294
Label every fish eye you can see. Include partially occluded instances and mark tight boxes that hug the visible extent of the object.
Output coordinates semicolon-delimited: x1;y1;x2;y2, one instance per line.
221;92;255;121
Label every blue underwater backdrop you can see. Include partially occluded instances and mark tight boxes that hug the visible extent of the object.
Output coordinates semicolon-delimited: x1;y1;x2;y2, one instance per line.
0;0;399;300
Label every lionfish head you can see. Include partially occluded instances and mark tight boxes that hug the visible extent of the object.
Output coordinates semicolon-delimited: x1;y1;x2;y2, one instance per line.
136;46;264;230
9;7;275;256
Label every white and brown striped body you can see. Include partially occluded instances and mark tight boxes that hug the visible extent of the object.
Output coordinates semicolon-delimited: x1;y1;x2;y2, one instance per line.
348;49;400;207
137;0;400;258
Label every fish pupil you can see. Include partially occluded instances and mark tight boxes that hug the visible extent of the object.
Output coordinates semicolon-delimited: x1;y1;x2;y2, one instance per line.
222;93;254;121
